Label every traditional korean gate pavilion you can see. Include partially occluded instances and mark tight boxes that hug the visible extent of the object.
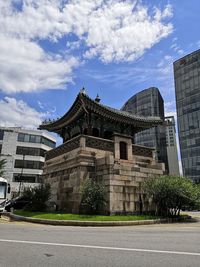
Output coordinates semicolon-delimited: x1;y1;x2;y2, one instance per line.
39;90;165;214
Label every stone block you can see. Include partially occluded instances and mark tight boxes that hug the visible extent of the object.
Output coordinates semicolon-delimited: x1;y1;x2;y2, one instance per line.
105;155;114;165
97;157;106;165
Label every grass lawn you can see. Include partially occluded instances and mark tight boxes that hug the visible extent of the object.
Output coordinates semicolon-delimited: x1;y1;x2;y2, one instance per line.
14;210;159;221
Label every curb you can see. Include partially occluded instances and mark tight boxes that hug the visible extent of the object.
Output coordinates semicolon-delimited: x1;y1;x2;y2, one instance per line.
2;212;195;227
4;212;167;226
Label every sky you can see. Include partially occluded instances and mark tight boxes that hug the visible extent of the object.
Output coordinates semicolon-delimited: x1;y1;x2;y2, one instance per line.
0;0;200;151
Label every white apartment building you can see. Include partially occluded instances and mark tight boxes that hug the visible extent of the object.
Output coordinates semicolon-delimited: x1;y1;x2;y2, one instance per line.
165;116;180;176
0;127;56;196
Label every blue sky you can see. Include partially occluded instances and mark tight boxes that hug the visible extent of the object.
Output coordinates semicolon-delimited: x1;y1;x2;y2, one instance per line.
0;0;200;133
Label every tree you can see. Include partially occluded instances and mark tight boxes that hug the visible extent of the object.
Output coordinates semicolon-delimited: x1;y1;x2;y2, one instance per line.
0;159;6;177
80;179;107;214
142;175;200;217
22;184;51;212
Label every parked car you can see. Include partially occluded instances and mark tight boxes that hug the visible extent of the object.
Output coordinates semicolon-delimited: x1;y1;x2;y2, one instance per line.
5;196;31;211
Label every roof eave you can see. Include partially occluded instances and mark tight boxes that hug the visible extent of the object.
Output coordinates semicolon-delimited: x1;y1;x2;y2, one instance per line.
39;92;163;132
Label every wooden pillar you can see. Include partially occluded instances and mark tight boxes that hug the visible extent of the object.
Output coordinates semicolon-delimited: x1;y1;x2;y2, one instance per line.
87;112;92;136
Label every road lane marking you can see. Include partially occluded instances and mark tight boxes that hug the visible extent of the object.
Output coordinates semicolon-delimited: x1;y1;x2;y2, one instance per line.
0;239;200;257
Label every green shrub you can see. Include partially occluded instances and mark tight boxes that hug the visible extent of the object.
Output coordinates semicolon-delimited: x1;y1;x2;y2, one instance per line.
80;179;107;214
22;184;51;212
143;175;200;217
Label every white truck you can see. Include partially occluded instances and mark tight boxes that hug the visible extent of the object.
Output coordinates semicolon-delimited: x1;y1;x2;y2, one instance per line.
0;177;11;213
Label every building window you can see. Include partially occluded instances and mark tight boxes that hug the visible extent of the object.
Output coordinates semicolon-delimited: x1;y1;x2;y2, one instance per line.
0;130;4;140
29;135;36;143
120;141;128;160
14;159;44;170
16;146;46;157
0;144;2;154
18;133;55;148
18;133;26;142
41;137;55;148
13;173;41;183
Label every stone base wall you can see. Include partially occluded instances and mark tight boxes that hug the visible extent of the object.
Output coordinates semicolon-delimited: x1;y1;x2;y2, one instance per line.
43;153;91;213
43;135;164;214
95;155;163;214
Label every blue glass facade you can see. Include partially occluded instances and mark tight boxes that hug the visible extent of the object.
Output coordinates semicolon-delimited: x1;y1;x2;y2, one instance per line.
122;87;168;173
174;49;200;183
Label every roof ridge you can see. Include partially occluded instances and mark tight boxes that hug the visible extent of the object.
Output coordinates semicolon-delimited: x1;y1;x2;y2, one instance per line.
81;93;162;122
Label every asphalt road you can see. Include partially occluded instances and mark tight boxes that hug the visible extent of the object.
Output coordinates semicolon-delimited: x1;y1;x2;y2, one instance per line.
0;214;200;267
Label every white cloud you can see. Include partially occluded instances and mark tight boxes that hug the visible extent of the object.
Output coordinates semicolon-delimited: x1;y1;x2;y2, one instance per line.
0;35;79;93
66;40;81;51
84;53;175;92
157;55;174;76
177;49;184;55
0;0;79;93
37;100;56;114
170;37;185;56
0;0;66;40
0;0;173;93
83;2;173;62
165;100;177;118
0;97;46;129
37;101;45;110
170;43;179;51
165;111;177;119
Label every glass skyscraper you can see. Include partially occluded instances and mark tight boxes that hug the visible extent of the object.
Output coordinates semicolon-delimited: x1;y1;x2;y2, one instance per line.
122;87;169;173
174;49;200;183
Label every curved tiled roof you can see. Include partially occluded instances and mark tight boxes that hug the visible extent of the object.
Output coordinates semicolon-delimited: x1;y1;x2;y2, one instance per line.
39;91;162;132
104;104;161;122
